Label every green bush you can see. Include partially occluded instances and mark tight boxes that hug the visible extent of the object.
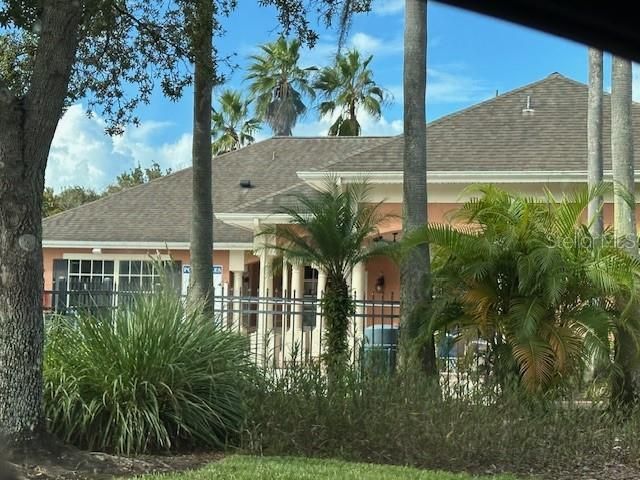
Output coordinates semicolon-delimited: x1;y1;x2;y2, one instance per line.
243;363;640;477
44;291;255;454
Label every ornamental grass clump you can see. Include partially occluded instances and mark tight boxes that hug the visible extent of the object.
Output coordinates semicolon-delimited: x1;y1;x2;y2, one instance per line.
44;288;254;454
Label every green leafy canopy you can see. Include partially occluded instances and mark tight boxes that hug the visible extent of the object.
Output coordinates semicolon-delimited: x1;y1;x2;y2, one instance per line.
401;184;640;392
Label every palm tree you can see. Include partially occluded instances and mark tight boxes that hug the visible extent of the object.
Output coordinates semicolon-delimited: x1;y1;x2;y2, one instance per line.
611;55;638;406
246;37;316;136
403;185;640;393
401;0;437;376
587;48;604;239
260;178;389;379
314;49;385;136
211;89;261;155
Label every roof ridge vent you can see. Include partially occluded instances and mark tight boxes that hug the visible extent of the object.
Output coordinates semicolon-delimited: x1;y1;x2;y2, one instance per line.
522;95;535;115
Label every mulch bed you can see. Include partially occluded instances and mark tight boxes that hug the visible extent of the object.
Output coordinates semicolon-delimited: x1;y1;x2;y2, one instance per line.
2;442;223;480
3;442;640;480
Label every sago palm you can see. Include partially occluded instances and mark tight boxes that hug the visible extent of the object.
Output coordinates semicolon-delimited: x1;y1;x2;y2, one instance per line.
246;37;316;136
260;178;390;378
314;49;385;136
211;89;261;155
403;184;640;393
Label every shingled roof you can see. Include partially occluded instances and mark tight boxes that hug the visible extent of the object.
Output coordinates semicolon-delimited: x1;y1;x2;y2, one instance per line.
325;72;640;173
44;73;639;245
43;136;391;244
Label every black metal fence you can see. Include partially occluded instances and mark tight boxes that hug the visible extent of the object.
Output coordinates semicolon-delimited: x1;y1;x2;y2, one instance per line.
43;288;492;397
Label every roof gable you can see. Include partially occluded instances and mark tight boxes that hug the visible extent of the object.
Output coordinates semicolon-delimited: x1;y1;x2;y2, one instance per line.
326;73;640;173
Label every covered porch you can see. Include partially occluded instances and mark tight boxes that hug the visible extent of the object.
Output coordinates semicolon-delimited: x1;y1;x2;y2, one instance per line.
223;243;401;367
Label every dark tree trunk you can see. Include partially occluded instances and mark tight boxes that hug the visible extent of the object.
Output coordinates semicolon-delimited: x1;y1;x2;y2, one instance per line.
587;48;603;239
189;0;215;313
401;0;437;376
0;0;82;444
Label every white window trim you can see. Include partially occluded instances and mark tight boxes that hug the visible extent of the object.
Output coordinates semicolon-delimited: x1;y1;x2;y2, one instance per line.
62;255;179;309
62;253;171;261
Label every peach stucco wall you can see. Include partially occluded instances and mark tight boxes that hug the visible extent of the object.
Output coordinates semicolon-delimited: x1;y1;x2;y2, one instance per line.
42;248;230;291
365;256;400;299
374;203;460;236
362;202;640;303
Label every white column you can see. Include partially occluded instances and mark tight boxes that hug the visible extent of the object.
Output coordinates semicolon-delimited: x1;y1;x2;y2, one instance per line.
280;259;290;368
258;251;275;365
312;268;328;359
232;270;243;332
351;261;366;362
287;263;304;363
229;250;246;334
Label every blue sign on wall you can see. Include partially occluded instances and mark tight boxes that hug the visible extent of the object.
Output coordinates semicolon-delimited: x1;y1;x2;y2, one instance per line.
182;265;223;275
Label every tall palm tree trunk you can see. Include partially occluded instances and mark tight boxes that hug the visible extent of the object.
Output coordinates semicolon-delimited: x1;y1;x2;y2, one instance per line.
611;55;638;406
587;48;604;239
401;0;437;376
189;0;215;313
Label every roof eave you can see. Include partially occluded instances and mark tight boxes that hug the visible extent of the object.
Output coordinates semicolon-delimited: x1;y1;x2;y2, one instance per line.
42;240;253;250
297;169;634;187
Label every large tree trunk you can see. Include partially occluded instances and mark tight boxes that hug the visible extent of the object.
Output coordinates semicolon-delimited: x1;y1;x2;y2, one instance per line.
0;0;82;444
610;55;638;407
189;0;215;313
401;0;437;376
587;47;603;239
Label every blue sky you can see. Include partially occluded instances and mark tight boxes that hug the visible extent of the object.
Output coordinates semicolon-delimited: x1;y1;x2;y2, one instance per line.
45;0;637;192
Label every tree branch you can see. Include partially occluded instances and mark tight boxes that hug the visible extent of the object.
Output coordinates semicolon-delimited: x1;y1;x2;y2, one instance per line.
111;3;188;60
23;0;83;171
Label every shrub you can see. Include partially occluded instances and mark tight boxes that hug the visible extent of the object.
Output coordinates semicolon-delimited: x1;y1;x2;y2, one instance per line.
44;290;255;454
243;363;640;477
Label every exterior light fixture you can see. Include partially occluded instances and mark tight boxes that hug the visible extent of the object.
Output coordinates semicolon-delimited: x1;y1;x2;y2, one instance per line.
375;273;385;293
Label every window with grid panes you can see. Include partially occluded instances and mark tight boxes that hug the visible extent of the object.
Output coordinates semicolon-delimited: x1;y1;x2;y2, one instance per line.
117;260;182;294
67;259;115;309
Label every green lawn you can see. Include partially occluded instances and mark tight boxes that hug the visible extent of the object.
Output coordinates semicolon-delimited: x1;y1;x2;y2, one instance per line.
147;456;520;479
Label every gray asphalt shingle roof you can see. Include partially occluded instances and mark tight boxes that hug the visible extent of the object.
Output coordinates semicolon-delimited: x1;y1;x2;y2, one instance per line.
43;136;391;243
327;73;640;173
44;73;636;245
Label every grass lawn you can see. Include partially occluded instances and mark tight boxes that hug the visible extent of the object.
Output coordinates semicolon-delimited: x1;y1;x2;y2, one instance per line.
145;456;520;479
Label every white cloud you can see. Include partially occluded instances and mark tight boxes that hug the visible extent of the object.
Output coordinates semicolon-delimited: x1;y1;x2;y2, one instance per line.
293;107;402;137
46;104;192;192
428;68;492;103
372;0;404;16
387;67;491;106
296;31;402;69
349;32;403;57
299;41;340;68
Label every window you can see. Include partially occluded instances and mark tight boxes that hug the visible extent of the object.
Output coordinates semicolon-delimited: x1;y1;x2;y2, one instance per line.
118;260;157;293
67;259;115;310
118;260;182;294
52;257;182;313
303;266;319;297
67;259;115;292
302;266;319;328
